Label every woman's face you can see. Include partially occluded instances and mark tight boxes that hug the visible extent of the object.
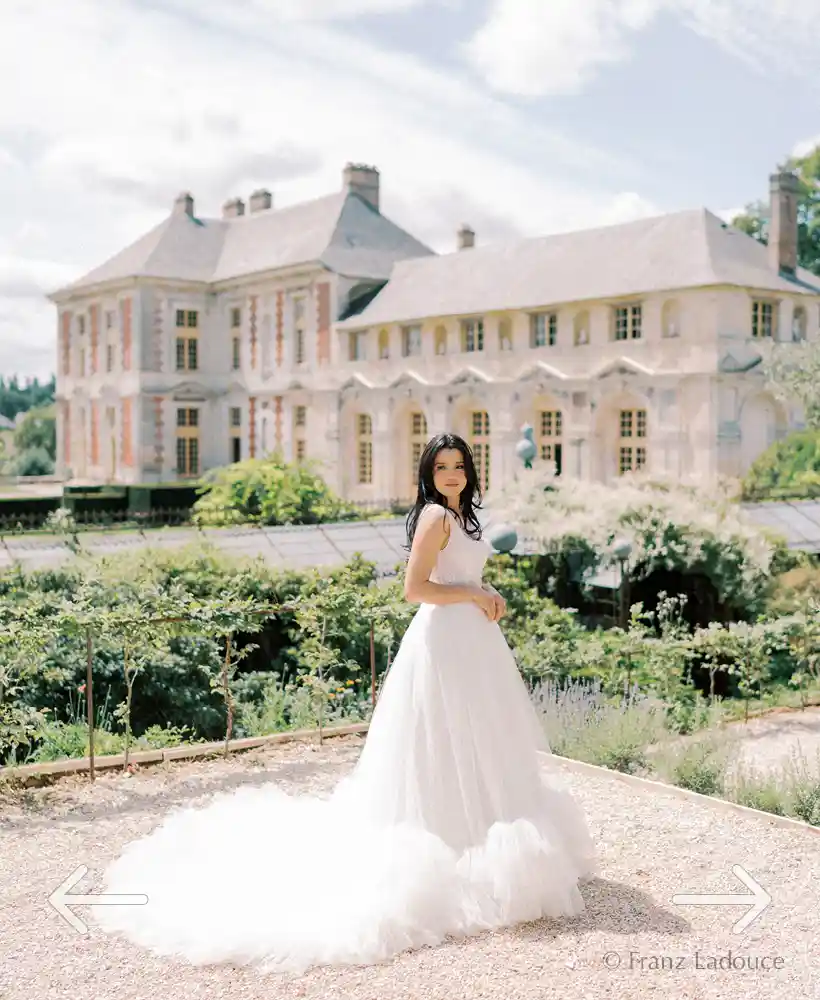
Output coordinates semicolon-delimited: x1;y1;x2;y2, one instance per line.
432;448;467;502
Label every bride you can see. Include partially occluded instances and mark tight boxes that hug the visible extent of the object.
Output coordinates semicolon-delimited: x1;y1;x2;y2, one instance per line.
95;432;596;973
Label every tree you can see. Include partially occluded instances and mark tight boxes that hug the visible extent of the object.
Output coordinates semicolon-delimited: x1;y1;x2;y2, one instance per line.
731;145;820;276
14;404;56;459
0;375;56;422
761;339;820;431
742;429;820;500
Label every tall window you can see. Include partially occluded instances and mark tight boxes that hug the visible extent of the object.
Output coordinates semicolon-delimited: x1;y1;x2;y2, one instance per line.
106;343;115;373
531;312;557;348
410;411;428;483
613;304;642;341
293;298;306;365
378;329;390;360
293;405;307;463
471;410;490;491
357;413;373;485
751;300;776;339
230;307;241;370
176;407;200;477
618;409;647;474
461;319;484;353
348;331;367;361
402;325;422;357
538;410;563;476
175;309;199;371
229;406;241;464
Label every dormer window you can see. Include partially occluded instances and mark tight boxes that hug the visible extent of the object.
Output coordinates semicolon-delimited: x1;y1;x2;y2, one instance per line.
751;300;776;339
613;303;642;340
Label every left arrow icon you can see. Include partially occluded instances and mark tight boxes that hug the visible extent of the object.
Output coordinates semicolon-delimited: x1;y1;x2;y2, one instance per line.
48;864;148;934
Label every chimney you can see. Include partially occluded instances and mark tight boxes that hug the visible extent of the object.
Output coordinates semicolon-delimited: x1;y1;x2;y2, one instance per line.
249;189;273;213
457;224;475;250
769;168;800;276
343;162;380;212
222;197;245;219
173;191;194;217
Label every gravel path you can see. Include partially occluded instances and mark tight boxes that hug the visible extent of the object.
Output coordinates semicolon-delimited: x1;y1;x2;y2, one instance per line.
1;734;818;1000
727;707;820;775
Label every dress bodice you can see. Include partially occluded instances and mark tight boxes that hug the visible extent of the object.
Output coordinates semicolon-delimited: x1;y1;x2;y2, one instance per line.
429;507;493;587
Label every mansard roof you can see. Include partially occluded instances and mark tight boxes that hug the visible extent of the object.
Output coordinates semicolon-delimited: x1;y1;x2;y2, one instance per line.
338;208;820;328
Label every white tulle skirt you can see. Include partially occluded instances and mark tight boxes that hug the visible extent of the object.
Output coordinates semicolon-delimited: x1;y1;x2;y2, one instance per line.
94;601;596;973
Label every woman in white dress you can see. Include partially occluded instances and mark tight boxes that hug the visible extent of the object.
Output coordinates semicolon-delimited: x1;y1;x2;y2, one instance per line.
94;433;596;973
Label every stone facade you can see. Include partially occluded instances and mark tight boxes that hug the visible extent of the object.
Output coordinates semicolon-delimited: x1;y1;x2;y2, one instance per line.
48;166;820;499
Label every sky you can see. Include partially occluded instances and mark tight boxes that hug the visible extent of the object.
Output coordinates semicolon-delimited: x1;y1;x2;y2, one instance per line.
1;0;819;381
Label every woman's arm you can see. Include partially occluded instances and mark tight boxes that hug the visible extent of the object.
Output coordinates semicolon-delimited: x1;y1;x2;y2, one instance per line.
404;506;492;613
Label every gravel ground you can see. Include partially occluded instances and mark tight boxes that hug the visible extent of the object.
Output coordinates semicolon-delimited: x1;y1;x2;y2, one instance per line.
1;734;818;1000
727;707;820;775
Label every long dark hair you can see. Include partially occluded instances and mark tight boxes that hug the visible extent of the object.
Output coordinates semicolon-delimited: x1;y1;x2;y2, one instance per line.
405;432;483;549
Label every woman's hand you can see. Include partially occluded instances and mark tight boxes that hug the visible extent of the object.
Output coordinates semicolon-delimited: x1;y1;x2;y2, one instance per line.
482;585;506;622
471;586;497;620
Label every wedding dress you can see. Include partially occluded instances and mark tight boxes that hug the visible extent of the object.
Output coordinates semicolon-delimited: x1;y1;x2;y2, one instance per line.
94;506;596;973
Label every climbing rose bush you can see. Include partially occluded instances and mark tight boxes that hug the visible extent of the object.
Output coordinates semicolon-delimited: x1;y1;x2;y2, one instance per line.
491;470;779;613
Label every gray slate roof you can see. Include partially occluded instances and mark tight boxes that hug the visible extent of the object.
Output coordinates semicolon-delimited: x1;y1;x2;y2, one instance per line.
337;208;820;328
55;192;433;295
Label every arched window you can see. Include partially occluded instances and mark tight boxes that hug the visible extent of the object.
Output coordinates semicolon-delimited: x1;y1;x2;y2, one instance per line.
662;299;681;338
498;317;512;351
792;306;807;342
357;413;373;484
470;410;491;491
573;310;590;346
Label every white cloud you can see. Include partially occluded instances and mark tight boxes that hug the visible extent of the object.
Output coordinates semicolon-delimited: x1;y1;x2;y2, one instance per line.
0;0;659;379
464;0;662;96
164;0;427;22
464;0;820;98
793;135;820;158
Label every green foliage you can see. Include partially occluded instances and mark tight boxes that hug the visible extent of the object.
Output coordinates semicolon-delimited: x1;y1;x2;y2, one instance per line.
652;730;733;796
730;144;820;276
742;429;820;500
2;532;820;773
11;446;55;476
191;453;358;527
0;374;55;423
13;404;56;459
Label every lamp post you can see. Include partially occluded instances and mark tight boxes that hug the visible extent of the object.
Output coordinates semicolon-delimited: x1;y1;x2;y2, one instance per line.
612;537;632;628
486;425;536;554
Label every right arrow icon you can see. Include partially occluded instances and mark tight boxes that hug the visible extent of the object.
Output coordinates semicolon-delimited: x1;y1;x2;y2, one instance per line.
672;864;771;934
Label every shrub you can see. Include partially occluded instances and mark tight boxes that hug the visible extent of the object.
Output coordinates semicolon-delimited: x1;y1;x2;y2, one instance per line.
533;677;667;774
741;429;820;501
491;470;779;618
651;729;734;796
191;453;358;527
12;446;54;476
